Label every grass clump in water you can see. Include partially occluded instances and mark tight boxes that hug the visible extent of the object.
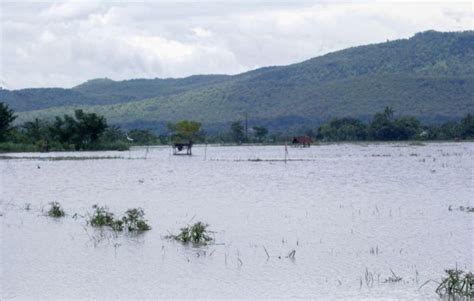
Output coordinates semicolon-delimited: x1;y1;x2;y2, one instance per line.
88;205;124;231
47;202;65;217
88;205;117;228
122;208;151;232
87;205;150;232
436;269;473;298
169;221;213;245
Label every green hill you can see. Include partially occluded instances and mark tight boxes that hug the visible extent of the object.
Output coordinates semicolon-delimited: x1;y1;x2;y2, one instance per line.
5;30;474;132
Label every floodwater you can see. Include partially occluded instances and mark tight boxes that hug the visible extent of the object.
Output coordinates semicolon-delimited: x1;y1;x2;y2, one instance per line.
1;143;473;300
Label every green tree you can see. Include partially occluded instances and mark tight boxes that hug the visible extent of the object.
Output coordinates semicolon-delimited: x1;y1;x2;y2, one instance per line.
370;107;398;140
23;118;50;143
101;125;126;143
230;121;244;144
127;129;158;145
0;102;17;142
460;113;474;139
318;117;367;141
50;110;107;150
168;120;202;143
74;109;107;148
252;126;268;142
393;116;421;140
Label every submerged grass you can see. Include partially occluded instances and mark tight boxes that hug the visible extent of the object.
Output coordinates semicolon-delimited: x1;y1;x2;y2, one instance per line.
168;221;213;246
87;205;150;232
47;202;65;217
122;208;151;232
436;269;473;298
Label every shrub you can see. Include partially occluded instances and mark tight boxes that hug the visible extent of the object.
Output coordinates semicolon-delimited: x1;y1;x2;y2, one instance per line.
47;202;65;217
87;205;150;232
122;208;151;232
169;221;213;245
88;205;116;227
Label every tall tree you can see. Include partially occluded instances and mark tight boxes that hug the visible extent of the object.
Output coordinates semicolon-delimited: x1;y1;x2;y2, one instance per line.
49;110;107;150
168;120;202;143
230;121;245;144
0;102;17;142
460;113;474;139
252;126;268;142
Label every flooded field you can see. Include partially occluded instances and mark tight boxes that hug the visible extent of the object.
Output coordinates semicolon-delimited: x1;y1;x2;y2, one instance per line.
1;142;473;299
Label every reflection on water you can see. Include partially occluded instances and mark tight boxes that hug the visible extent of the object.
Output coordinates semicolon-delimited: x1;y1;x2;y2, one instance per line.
1;143;473;299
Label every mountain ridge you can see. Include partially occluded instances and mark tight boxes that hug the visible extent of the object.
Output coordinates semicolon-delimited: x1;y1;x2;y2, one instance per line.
2;30;473;132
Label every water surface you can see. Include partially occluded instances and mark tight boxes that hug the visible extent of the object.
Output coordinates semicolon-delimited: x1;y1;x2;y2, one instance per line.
1;143;473;299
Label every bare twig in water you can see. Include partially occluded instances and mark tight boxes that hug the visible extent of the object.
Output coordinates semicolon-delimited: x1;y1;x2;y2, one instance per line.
419;279;440;290
286;250;296;259
263;246;270;259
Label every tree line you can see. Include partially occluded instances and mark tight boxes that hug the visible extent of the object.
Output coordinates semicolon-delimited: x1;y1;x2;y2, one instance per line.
0;102;473;152
0;103;161;152
315;107;473;142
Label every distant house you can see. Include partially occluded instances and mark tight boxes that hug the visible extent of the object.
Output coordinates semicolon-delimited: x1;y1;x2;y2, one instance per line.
292;136;312;147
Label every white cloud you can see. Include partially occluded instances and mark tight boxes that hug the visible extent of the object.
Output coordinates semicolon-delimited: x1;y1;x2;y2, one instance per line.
191;27;213;38
0;0;472;89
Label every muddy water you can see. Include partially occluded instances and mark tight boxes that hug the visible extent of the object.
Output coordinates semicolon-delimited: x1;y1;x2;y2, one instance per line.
1;143;472;299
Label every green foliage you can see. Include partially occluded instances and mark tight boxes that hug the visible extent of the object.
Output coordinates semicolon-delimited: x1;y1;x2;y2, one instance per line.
54;109;107;150
87;205;150;232
317;108;424;141
460;113;474;139
230;121;245;144
168;120;202;143
122;208;151;232
252;126;268;142
0;142;38;153
436;269;473;298
88;205;117;228
127;129;158;145
169;222;213;245
0;106;131;152
101;125;126;143
47;202;65;218
318;117;367;141
0;102;17;142
368;108;422;141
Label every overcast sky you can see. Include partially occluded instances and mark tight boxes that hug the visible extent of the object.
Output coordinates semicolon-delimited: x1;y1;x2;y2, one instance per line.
0;0;472;89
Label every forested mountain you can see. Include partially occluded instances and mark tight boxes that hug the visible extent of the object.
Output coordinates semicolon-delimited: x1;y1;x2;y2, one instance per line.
3;30;473;132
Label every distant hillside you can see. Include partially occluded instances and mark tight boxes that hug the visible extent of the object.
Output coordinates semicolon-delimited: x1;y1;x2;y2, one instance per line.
5;30;474;132
72;75;230;104
1;74;230;111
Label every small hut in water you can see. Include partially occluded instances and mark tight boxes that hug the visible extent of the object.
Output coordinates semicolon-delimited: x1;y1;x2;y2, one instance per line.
172;141;193;155
292;136;312;147
168;120;201;156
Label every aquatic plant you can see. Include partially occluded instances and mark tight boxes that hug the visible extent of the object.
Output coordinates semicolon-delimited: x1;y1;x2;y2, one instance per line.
383;269;402;283
436;269;473;298
47;202;65;217
88;205;117;228
169;221;213;245
122;208;151;232
87;205;150;232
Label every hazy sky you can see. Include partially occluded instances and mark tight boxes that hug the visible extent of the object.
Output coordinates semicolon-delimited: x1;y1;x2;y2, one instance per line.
0;0;472;89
